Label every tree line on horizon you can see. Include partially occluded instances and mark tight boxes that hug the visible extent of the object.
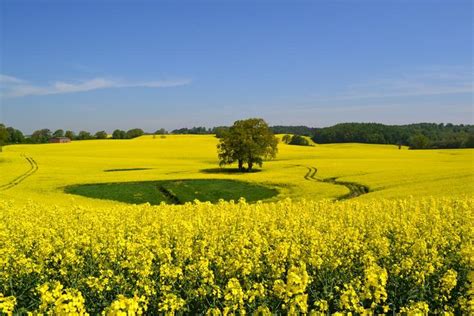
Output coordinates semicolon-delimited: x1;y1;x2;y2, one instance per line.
1;122;473;149
312;122;474;149
0;125;166;146
171;125;316;137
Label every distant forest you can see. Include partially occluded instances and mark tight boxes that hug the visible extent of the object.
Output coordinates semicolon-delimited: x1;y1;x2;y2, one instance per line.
1;122;473;149
155;123;474;149
170;126;316;137
312;123;474;149
0;125;149;145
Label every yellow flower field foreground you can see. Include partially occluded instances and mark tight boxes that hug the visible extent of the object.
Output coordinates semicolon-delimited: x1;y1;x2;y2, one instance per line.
1;197;472;314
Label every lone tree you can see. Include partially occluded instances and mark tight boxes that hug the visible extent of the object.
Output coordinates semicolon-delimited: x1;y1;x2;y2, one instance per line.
217;118;278;172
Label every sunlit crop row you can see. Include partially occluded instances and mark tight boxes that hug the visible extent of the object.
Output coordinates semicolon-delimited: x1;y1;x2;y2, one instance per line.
1;197;472;314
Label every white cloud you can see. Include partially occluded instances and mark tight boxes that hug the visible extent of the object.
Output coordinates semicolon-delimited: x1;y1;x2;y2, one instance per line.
0;75;192;98
0;74;25;84
115;79;193;88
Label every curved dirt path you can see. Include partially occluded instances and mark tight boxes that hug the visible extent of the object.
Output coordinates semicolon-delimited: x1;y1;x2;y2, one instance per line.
304;166;369;200
0;154;38;192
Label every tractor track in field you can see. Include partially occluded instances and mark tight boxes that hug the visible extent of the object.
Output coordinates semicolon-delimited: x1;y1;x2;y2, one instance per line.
304;166;369;200
157;185;182;205
0;154;38;192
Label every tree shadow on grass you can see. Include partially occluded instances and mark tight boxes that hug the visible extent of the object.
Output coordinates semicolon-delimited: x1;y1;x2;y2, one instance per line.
104;168;153;172
200;168;263;175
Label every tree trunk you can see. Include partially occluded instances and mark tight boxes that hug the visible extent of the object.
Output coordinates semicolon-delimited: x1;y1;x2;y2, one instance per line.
238;159;244;171
247;161;253;172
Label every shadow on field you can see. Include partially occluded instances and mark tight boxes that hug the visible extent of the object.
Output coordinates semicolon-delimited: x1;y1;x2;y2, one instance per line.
104;168;153;172
200;168;263;174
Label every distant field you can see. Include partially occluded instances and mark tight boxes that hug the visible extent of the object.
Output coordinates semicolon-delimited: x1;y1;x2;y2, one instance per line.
0;134;473;206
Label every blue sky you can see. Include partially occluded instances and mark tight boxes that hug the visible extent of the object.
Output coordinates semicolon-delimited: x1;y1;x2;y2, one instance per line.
0;0;472;133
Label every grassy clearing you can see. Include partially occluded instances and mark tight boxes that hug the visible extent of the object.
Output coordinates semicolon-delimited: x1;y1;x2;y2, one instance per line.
65;179;278;205
65;181;169;205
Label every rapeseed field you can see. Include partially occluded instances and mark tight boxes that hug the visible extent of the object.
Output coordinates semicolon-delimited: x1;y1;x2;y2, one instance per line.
0;136;473;314
1;198;472;314
1;135;473;205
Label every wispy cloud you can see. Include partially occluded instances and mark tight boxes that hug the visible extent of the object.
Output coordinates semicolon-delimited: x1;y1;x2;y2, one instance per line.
0;74;25;84
312;66;473;101
0;75;192;98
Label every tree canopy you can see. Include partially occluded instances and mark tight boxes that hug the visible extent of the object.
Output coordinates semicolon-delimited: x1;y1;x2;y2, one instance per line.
126;128;145;139
271;125;316;136
31;129;52;143
154;128;168;135
53;129;65;138
289;135;312;146
112;129;127;139
0;124;8;151
95;131;108;139
65;130;75;140
217;118;278;172
409;134;430;149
